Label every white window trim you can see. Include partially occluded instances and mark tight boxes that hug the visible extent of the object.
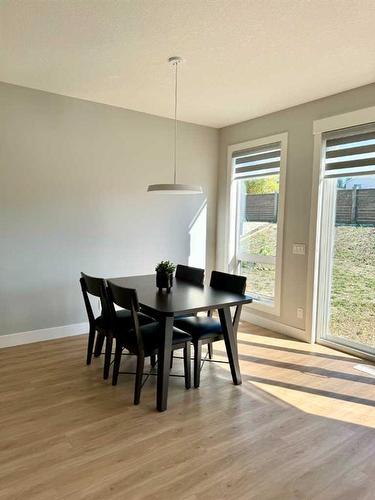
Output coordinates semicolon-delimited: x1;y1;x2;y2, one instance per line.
313;105;375;135
224;132;288;316
306;105;375;357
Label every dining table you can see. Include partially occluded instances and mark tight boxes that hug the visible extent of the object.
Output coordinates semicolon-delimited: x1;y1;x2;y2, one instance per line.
109;274;253;411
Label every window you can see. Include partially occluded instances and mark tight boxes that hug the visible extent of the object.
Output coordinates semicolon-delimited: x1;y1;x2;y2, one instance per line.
316;123;375;356
227;133;288;314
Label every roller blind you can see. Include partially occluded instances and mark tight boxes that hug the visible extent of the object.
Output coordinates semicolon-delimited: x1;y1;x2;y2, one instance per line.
233;142;281;179
324;125;375;178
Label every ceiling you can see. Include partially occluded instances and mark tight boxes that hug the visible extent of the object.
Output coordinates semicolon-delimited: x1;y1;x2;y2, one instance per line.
1;0;375;128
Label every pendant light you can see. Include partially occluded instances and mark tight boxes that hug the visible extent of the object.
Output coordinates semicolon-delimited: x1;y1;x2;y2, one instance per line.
147;57;203;194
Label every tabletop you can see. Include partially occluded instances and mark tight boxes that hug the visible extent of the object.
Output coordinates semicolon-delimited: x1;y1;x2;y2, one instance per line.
109;274;252;316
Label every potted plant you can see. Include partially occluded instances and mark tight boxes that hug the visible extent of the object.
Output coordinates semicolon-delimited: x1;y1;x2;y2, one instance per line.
155;260;176;292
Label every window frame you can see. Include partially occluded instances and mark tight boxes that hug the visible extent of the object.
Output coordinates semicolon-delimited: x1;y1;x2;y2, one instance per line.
224;132;288;316
306;105;375;361
315;125;375;358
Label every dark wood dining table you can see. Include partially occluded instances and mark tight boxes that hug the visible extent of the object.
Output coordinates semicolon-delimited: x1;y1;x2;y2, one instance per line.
109;274;253;411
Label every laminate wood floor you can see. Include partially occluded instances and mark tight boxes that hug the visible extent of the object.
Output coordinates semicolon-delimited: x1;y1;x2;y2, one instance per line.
0;323;374;500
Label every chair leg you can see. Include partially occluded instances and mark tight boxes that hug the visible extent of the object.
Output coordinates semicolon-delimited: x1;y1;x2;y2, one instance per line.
150;354;157;367
94;333;105;357
194;340;202;388
170;354;174;370
86;326;96;365
112;340;122;386
103;335;113;380
183;343;191;389
134;354;145;405
208;342;213;360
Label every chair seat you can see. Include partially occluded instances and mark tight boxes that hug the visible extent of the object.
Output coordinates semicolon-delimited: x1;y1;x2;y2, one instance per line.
96;309;153;330
122;322;191;355
174;316;223;340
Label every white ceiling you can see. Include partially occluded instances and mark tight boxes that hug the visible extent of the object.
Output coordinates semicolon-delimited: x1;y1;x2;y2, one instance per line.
1;0;375;128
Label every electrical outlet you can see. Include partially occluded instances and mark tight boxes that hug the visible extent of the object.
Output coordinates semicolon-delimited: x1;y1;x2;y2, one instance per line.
297;308;304;319
293;243;306;255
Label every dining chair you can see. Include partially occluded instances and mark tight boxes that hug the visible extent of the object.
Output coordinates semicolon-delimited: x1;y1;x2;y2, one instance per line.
170;264;205;367
80;273;153;379
174;264;204;322
175;264;205;286
174;270;246;388
107;281;192;404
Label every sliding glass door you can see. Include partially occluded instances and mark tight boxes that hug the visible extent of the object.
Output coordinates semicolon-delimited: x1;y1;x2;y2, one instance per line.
317;125;375;357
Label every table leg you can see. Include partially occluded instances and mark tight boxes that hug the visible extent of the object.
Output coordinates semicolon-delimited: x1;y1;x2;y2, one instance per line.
232;304;243;340
157;316;174;411
218;306;242;385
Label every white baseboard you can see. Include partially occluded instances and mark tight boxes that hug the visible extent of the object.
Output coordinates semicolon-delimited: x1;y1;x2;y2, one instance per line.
0;322;88;349
241;310;309;343
1;312;308;349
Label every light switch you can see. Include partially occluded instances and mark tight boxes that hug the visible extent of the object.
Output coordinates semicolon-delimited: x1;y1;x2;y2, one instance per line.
293;243;305;255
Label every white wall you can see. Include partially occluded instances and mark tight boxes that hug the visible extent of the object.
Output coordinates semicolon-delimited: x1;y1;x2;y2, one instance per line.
0;82;219;336
217;83;375;340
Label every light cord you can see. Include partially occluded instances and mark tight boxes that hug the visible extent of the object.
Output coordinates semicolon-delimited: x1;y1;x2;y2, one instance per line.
173;61;178;184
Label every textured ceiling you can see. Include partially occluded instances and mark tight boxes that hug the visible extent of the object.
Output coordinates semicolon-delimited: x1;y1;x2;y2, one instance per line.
1;0;375;128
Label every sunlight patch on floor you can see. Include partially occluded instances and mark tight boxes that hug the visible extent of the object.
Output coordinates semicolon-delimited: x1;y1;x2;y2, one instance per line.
247;379;375;427
234;324;375;427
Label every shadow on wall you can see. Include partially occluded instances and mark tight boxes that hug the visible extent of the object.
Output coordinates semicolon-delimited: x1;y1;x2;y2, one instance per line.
188;200;207;270
0;195;209;336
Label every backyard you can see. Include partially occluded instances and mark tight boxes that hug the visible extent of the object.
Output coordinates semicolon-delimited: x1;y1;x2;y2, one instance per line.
239;223;277;302
330;225;375;348
240;223;375;347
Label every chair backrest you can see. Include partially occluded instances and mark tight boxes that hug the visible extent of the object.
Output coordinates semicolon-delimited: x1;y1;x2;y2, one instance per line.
210;271;246;295
175;264;204;286
80;273;109;327
106;281;144;353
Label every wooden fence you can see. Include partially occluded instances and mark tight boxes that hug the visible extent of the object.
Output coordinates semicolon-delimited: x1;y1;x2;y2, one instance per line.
245;193;278;222
336;188;375;225
245;188;375;225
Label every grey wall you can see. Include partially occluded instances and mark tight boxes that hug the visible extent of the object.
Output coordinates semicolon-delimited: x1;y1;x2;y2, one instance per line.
0;82;219;336
217;83;375;334
3;79;374;339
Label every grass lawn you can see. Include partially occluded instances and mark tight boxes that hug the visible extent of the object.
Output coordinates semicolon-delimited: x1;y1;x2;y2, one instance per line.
330;226;375;348
240;261;276;299
240;223;374;348
239;223;277;300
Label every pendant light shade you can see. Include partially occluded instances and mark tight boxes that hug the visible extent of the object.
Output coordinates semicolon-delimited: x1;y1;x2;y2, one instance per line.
147;183;203;194
147;57;203;195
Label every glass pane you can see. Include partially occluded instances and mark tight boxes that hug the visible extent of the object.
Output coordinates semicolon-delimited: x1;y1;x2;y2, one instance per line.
240;261;275;304
238;175;279;257
328;175;375;349
237;175;279;304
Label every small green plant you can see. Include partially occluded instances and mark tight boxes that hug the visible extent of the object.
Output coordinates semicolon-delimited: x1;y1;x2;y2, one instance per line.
155;260;176;274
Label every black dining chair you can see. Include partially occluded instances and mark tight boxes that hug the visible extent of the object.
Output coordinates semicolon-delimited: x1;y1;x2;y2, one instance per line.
107;281;192;405
174;270;246;388
175;264;205;286
80;273;153;379
170;264;205;368
174;264;205;322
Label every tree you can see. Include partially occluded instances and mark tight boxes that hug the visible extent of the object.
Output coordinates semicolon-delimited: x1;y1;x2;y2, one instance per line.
245;175;279;194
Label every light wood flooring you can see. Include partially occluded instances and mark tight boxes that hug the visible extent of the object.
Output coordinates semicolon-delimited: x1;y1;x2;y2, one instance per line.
0;323;374;500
